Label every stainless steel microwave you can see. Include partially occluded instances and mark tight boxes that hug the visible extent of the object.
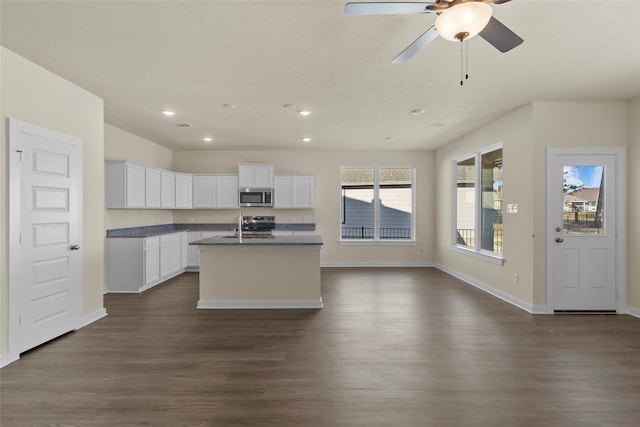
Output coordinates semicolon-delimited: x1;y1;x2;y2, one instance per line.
239;188;273;207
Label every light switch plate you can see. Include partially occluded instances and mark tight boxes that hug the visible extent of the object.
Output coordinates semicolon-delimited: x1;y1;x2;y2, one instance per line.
507;203;519;214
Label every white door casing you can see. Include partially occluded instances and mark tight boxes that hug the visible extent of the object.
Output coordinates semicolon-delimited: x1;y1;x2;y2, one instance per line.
546;147;626;313
8;118;83;356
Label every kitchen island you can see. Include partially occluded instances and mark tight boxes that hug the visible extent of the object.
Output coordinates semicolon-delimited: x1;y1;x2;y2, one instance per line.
190;235;323;309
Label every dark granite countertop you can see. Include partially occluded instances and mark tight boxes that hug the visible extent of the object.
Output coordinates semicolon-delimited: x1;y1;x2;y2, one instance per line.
191;235;323;246
106;223;315;238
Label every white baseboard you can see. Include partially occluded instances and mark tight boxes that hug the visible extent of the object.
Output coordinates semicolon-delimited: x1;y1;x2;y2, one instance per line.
197;299;323;309
321;262;434;268
1;352;20;369
435;264;537;314
2;308;108;369
627;306;640;318
80;308;108;328
531;305;550;314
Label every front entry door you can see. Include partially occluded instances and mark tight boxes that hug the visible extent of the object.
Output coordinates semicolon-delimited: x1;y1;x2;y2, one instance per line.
546;148;624;312
8;118;83;355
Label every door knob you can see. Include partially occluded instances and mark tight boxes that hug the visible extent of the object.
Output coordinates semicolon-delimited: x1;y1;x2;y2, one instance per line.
70;245;80;250
555;237;564;243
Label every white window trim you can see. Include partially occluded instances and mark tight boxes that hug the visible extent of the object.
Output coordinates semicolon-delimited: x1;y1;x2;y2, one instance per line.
339;166;416;245
448;244;504;265
451;143;504;263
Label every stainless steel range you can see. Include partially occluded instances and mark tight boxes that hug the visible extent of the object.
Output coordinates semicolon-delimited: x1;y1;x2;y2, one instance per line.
240;215;275;238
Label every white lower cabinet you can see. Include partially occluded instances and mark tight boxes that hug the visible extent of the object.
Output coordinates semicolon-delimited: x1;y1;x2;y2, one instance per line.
144;237;161;287
160;233;182;279
181;231;189;269
272;230;314;237
107;232;186;293
187;232;203;268
187;231;227;270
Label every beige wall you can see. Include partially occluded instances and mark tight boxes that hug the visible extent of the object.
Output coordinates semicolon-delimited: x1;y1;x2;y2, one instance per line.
628;96;640;312
173;150;435;265
435;101;630;311
435;105;535;307
1;47;105;359
104;124;174;229
530;102;629;307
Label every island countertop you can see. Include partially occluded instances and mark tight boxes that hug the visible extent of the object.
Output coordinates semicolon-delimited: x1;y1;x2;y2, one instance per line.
190;234;323;246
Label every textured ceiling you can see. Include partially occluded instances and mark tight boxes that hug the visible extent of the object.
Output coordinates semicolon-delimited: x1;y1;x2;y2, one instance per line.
1;0;639;151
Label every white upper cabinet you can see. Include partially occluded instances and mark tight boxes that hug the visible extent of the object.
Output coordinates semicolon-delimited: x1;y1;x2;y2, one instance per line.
107;160;309;210
238;163;274;189
126;163;146;208
145;167;162;208
193;175;215;208
161;171;176;209
106;160;146;208
216;175;239;208
175;173;193;209
193;174;239;209
274;175;314;209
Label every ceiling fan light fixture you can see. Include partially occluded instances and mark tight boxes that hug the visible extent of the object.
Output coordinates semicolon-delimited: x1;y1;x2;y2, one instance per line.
435;2;492;42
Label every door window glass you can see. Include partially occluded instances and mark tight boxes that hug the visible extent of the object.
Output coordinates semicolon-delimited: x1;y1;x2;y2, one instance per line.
562;165;604;235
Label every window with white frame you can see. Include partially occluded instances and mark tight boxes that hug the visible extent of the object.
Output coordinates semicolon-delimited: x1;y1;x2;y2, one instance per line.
453;144;503;256
341;167;414;241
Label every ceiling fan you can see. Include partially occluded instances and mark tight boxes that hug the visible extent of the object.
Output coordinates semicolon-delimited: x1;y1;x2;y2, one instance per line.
345;0;523;63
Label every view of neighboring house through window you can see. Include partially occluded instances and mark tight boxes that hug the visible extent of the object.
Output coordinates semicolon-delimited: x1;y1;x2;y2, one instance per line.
454;144;503;255
341;167;414;240
563;165;604;235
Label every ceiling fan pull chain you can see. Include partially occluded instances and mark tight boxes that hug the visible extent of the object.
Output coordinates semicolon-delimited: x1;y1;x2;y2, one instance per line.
465;39;469;82
460;39;464;86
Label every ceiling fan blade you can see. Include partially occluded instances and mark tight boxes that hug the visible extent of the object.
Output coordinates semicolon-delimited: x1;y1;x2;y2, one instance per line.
345;2;434;15
479;16;523;53
391;25;439;63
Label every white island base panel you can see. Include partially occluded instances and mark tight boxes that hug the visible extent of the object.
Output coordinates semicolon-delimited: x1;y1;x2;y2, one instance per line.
197;245;322;309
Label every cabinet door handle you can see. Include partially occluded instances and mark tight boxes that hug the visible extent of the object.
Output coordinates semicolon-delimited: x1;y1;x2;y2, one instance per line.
555;237;564;243
70;245;80;250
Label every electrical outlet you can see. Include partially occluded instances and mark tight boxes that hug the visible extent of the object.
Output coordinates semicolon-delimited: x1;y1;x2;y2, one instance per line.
513;273;519;284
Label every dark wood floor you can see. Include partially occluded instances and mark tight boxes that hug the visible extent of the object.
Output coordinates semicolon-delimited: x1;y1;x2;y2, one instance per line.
2;268;640;426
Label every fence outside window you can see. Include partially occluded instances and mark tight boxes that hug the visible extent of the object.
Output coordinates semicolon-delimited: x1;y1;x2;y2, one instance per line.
341;227;411;239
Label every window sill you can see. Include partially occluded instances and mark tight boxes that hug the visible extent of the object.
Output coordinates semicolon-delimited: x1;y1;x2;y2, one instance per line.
339;239;416;246
448;244;504;265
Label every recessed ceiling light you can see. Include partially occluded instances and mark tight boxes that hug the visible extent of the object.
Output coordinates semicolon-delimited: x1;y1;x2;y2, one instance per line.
385;136;396;141
162;110;175;116
203;137;213;143
222;104;236;109
301;137;312;143
409;109;425;116
298;109;312;117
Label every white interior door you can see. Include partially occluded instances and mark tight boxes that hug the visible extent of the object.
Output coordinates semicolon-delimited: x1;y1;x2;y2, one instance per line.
546;148;624;312
9;118;83;355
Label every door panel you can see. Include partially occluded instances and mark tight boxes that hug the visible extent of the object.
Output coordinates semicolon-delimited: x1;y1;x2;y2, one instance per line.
9;119;82;354
549;152;617;311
